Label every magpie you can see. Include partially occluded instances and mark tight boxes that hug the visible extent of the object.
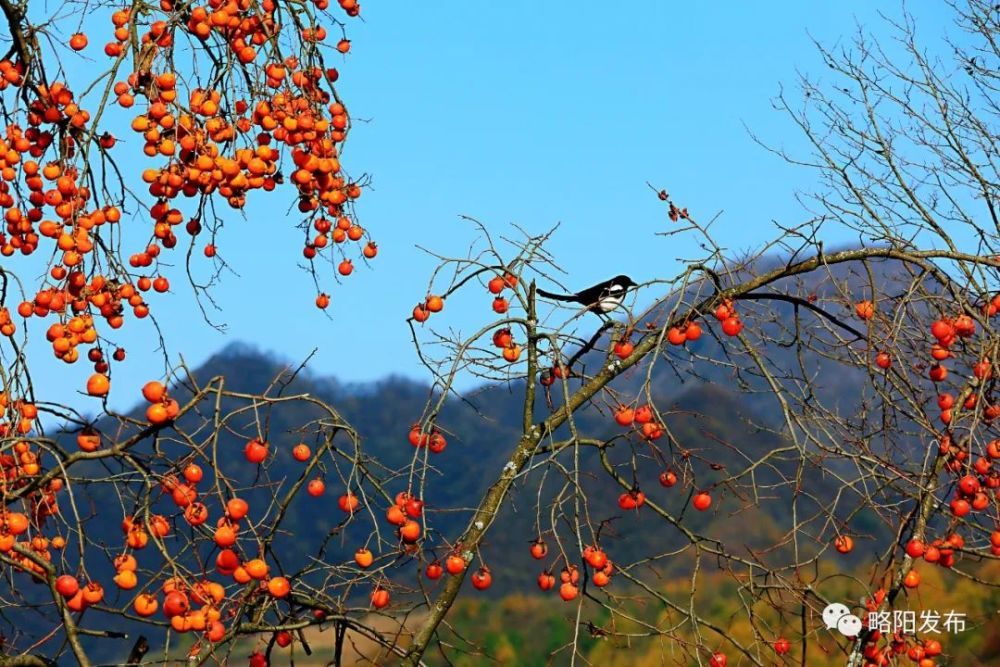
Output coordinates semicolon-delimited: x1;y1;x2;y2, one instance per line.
536;275;637;315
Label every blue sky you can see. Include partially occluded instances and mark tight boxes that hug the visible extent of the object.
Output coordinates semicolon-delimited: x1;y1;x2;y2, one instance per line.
34;2;956;411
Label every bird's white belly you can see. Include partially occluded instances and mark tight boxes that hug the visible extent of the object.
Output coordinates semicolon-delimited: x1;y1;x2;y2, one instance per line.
597;296;623;312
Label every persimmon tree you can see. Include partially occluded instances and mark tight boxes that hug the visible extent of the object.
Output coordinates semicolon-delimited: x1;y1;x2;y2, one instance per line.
1;1;999;666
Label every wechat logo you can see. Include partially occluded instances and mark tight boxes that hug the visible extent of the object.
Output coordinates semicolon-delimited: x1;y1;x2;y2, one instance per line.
823;602;863;637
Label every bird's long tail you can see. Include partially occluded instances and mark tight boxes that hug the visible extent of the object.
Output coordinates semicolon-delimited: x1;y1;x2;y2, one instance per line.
536;287;576;302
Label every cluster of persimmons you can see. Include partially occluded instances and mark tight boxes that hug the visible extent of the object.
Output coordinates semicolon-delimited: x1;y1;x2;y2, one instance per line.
0;0;384;659
1;0;372;404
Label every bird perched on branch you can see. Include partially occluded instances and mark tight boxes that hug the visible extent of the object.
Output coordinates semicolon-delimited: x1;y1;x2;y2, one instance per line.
537;275;637;315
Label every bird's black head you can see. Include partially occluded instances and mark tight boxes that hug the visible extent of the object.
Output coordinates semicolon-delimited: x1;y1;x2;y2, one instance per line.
613;275;637;289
